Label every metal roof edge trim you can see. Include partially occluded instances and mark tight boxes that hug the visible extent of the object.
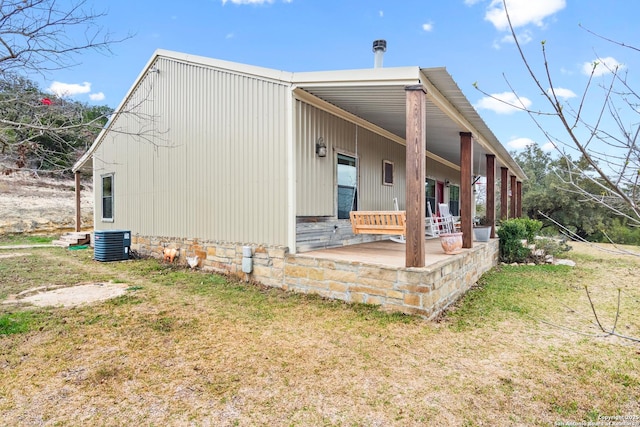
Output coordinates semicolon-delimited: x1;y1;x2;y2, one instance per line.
292;66;421;86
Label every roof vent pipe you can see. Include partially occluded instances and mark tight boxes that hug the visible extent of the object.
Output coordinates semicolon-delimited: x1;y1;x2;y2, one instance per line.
372;39;386;68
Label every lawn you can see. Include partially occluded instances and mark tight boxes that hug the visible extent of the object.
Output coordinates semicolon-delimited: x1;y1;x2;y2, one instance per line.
0;241;638;426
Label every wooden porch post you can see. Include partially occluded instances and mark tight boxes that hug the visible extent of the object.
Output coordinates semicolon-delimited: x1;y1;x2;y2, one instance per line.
460;132;473;249
510;174;517;219
516;181;523;218
404;85;426;267
74;171;81;232
500;167;508;220
486;154;496;238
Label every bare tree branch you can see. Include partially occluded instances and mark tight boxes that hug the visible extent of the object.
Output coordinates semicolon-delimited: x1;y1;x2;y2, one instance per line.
477;0;640;230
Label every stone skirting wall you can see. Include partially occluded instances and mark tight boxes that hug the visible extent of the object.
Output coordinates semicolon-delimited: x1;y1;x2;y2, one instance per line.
286;240;499;319
131;235;499;319
131;235;289;289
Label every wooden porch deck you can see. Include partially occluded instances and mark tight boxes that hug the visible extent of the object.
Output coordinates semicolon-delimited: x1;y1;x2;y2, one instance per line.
297;237;482;269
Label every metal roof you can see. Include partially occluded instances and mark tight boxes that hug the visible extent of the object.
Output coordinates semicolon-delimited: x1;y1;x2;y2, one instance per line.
74;50;525;180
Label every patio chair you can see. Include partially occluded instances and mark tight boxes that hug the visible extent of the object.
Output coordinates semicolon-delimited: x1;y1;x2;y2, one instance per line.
426;203;443;237
438;203;460;233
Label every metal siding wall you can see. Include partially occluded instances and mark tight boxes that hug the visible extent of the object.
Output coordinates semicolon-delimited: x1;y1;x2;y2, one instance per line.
296;101;354;216
356;128;407;211
295;101;407;215
93;57;290;246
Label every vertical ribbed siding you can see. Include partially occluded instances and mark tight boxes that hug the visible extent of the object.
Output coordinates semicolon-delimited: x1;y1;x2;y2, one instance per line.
295;101;407;215
356;128;407;210
93;57;290;246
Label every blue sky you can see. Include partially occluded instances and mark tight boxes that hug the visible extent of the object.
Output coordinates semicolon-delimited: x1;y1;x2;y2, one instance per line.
39;0;640;155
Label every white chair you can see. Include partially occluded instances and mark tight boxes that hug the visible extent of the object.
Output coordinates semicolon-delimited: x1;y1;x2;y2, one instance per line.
426;203;444;237
438;203;459;233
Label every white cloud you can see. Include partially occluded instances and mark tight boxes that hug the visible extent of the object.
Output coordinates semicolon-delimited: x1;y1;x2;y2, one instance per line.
379;10;384;18
485;0;565;31
474;92;532;114
89;92;105;101
508;137;536;149
47;81;91;97
225;32;235;39
581;56;625;77
547;87;576;99
541;141;556;151
464;0;483;5
422;22;434;32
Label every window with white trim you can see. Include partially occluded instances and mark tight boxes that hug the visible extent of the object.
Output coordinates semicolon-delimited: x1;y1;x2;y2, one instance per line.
102;173;114;222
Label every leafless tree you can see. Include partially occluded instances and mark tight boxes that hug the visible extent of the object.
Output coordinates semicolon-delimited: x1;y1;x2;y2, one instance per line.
0;0;124;75
0;1;168;175
475;0;640;231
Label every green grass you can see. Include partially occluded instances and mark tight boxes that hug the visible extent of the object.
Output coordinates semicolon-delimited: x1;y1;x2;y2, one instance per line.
0;310;55;335
0;234;55;246
446;264;575;331
1;244;638;426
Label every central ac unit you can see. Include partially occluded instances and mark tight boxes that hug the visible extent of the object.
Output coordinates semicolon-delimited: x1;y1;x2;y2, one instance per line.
94;230;131;262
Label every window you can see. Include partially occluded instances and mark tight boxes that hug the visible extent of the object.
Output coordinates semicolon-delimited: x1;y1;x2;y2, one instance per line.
337;154;357;219
382;160;394;186
425;178;436;215
449;185;460;216
102;174;114;221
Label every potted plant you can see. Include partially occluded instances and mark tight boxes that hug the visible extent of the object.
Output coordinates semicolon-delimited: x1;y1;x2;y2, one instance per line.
473;216;492;242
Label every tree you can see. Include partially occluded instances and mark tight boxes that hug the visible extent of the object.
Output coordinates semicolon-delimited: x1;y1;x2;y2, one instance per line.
0;73;111;174
0;0;120;75
0;0;129;174
513;144;612;240
476;0;640;234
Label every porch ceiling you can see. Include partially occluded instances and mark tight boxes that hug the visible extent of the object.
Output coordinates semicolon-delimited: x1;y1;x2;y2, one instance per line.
294;67;525;180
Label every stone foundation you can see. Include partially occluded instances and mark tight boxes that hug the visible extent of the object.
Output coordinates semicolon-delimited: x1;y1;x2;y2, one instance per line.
131;235;498;319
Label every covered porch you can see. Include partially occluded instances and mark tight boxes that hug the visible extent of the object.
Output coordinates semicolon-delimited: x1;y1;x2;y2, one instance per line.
292;65;526;266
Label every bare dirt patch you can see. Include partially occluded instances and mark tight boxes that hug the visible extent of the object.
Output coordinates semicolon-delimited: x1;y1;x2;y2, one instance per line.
2;282;129;308
0;172;93;234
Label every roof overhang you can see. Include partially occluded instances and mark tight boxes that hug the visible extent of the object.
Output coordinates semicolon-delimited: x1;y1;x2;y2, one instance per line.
291;66;525;180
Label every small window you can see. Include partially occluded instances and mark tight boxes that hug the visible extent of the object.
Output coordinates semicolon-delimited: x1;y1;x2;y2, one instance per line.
102;174;114;222
382;160;394;186
449;185;460;216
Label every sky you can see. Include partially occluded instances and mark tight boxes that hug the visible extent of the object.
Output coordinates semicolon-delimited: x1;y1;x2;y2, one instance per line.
36;0;640;156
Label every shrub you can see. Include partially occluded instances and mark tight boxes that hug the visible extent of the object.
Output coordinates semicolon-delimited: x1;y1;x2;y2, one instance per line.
534;237;572;258
497;218;542;263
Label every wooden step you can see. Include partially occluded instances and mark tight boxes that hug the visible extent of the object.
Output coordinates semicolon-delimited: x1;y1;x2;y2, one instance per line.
54;232;91;247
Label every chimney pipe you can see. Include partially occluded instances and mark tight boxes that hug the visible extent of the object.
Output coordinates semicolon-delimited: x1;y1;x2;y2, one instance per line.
372;39;386;68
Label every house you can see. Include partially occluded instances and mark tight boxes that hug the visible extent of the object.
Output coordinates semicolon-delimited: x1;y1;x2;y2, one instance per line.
73;44;526;318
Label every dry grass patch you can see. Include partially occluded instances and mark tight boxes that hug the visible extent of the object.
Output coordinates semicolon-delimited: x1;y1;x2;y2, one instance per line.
0;242;638;426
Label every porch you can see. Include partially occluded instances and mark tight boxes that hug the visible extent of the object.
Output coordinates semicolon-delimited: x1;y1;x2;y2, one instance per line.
284;237;499;319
